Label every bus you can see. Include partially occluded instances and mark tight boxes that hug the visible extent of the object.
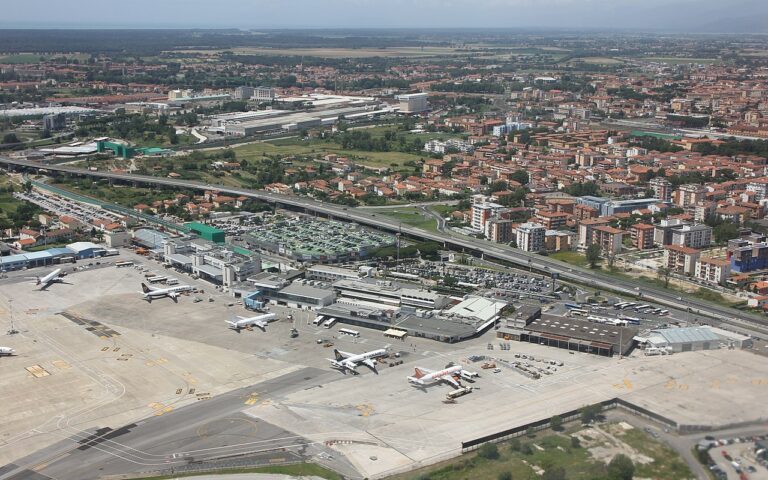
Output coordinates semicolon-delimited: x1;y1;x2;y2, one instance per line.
621;303;637;310
312;315;325;326
621;316;642;325
570;309;589;317
165;278;179;286
613;302;627;309
635;304;651;311
147;276;167;284
323;317;337;329
115;261;134;268
564;303;583;310
339;328;360;337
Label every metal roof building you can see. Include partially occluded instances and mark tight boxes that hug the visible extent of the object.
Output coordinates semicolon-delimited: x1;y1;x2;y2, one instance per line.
646;327;723;353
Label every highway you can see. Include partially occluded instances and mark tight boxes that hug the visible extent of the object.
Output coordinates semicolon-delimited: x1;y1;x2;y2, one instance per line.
2;156;767;337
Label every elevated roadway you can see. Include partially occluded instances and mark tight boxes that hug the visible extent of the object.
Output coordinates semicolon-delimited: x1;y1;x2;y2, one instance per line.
2;156;766;337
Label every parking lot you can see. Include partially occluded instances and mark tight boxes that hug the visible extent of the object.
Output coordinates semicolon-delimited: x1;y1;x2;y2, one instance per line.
15;190;122;226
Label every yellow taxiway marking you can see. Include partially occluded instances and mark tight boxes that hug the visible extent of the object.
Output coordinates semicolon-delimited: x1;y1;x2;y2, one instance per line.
52;360;71;369
623;379;633;391
245;393;260;405
149;402;173;416
26;365;50;378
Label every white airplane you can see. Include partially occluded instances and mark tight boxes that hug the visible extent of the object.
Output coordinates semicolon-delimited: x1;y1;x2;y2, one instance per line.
226;313;277;332
407;365;464;389
328;348;388;374
0;347;15;356
32;268;66;290
140;282;192;303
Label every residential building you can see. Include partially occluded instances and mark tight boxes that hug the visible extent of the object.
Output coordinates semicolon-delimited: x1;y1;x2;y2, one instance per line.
578;217;611;248
676;184;706;210
664;245;701;275
516;222;546;252
727;234;768;273
670;224;713;249
649;177;673;202
630;223;655;250
590;225;624;255
471;200;505;231
486;218;515;244
695;257;731;285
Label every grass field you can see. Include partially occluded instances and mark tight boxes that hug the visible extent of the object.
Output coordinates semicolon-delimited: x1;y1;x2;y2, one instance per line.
389;422;690;480
550;251;591;268
378;206;440;232
232;137;426;169
131;463;342;480
0;174;20;218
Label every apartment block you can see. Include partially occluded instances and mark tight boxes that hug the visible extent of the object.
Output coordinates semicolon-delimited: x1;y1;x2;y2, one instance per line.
664;245;701;275
695;257;731;285
630;223;655;250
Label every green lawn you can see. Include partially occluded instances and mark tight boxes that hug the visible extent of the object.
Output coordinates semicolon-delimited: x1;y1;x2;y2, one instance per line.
550;251;591;268
378;207;440;232
130;463;342;480
233;138;425;169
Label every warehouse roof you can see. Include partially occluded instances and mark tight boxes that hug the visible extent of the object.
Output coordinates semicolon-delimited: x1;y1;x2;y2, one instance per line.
648;327;720;344
186;222;225;236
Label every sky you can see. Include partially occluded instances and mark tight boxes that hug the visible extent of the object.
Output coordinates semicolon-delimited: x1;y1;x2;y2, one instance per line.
1;0;766;32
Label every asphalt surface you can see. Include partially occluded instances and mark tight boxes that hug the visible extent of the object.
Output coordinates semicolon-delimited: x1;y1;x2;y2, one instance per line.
2;156;764;338
0;368;360;480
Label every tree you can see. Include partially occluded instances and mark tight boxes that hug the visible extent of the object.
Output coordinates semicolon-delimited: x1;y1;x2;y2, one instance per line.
586;244;601;269
607;454;635;480
520;443;533;455
571;436;581;448
498;472;513;480
510;170;529;186
580;404;602;424
657;266;672;288
542;466;566;480
526;426;536;437
2;133;20;144
550;414;563;431
508;437;521;452
477;443;499;460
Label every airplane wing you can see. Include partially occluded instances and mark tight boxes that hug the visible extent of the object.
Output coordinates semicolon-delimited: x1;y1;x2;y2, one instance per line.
443;375;460;389
236;316;248;320
362;358;377;370
225;320;237;327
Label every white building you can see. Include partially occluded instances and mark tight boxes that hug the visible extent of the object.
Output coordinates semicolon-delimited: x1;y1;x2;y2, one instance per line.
671;224;712;249
397;93;429;114
471;201;505;232
694;257;730;285
516;222;546;252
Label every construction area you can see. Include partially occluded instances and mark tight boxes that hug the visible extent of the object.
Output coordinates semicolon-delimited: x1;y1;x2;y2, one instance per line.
1;254;768;479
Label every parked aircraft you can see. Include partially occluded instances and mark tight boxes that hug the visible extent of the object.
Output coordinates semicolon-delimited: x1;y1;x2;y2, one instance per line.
0;347;15;356
226;313;277;332
139;283;192;302
328;348;388;374
32;268;66;290
407;365;464;388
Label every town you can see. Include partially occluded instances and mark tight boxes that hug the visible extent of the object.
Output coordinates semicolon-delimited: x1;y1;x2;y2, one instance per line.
1;27;768;480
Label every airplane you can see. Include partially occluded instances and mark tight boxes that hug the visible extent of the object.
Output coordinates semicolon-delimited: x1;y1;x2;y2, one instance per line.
407;365;464;389
139;282;192;303
328;348;388;374
226;313;277;332
0;347;15;357
31;268;67;290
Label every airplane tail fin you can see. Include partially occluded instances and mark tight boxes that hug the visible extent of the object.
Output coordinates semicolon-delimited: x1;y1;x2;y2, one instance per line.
36;277;41;285
141;283;150;293
333;349;344;361
413;367;427;379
